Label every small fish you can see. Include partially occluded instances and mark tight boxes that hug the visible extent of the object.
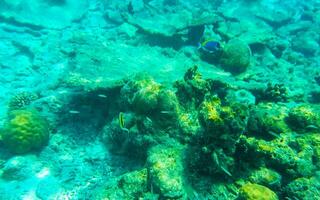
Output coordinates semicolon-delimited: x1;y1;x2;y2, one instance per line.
146;116;153;124
220;166;232;177
198;40;220;53
212;151;220;167
160;110;174;114
119;112;129;132
97;94;107;98
69;110;80;114
119;112;125;129
306;124;319;130
268;131;280;138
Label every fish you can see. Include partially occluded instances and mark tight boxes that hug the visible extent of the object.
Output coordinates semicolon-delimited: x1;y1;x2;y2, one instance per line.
97;94;107;98
119;112;129;133
146;116;153;124
212;151;220;167
306;124;319;130
268;131;280;138
160;110;174;114
220;166;232;177
69;110;80;114
119;112;126;129
198;40;220;53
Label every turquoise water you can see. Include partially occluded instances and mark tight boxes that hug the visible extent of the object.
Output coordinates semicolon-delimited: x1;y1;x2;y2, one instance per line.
0;0;319;199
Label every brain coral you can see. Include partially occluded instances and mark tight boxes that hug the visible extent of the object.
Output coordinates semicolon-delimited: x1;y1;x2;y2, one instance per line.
1;109;49;154
219;39;251;74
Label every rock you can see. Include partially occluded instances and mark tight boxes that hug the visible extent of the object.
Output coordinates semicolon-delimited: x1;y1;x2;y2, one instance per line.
147;145;185;199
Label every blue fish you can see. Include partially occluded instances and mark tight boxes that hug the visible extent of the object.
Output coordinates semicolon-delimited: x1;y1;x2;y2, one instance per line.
198;40;220;53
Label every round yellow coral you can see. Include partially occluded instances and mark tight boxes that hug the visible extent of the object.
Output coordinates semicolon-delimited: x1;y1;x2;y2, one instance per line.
1;109;50;154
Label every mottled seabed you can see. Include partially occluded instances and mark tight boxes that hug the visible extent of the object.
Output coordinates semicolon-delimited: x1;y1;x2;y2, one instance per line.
0;0;320;199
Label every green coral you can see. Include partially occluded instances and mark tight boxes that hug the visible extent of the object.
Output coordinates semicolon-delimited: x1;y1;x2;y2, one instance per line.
1;109;50;154
219;39;251;74
238;183;278;200
286;105;320;132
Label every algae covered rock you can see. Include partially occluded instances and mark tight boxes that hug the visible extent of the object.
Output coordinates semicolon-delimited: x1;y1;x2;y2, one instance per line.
174;65;209;107
219;39;251;74
121;74;161;114
199;96;248;140
248;167;281;189
238;134;315;178
99;169;155;199
284;177;320;199
239;183;278;200
147;145;185;199
1;109;49;154
286;105;320;132
199;96;224;131
247;103;289;139
177;111;201;142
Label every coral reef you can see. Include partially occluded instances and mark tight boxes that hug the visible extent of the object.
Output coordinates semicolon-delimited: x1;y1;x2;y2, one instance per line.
1;0;320;198
0;109;49;154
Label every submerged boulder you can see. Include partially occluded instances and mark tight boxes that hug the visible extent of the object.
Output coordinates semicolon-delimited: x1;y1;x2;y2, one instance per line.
147;145;185;199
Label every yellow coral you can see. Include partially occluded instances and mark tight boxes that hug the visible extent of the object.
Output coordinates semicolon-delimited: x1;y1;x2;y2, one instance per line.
1;109;49;154
239;183;278;200
201;98;223;124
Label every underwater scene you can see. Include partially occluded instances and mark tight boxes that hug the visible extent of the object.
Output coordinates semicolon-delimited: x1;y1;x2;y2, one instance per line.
0;0;320;199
